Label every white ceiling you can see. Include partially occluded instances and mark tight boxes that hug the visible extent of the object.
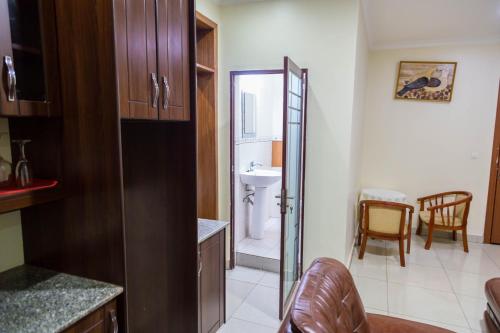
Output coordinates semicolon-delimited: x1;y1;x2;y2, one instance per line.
211;0;500;49
362;0;500;49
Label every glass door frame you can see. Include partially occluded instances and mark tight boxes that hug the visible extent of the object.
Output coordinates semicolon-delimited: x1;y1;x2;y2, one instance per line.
279;57;308;320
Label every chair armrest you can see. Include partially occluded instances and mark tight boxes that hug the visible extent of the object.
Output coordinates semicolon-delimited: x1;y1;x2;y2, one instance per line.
427;196;471;211
360;200;414;213
417;191;462;202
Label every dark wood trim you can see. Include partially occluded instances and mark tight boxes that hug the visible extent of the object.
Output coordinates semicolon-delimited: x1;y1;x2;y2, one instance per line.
229;69;283;269
485;82;500;243
299;68;308;278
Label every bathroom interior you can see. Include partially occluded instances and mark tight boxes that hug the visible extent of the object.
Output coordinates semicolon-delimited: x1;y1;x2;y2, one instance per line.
233;72;284;272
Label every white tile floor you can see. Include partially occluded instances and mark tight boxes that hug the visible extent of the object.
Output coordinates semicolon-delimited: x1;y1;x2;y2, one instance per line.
218;266;281;332
236;218;281;259
350;235;500;333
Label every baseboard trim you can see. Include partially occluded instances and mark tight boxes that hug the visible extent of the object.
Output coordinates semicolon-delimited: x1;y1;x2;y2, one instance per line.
346;236;357;269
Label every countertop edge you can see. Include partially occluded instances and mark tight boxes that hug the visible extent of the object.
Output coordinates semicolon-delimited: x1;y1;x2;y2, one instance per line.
55;286;124;332
198;219;229;244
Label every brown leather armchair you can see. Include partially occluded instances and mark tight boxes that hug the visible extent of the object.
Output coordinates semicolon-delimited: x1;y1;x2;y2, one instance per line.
278;258;453;333
485;278;500;333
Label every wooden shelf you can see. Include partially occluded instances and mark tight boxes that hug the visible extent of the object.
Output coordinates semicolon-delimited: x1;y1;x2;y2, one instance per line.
196;63;215;74
0;180;63;214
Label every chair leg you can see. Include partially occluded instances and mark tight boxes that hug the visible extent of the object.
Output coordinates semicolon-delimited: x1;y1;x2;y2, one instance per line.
425;224;434;250
416;217;423;235
399;238;405;267
407;233;411;254
462;228;469;253
452;230;457;241
357;228;362;246
359;233;368;259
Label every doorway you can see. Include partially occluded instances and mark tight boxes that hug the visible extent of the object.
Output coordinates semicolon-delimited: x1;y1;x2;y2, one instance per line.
485;82;500;243
229;57;308;319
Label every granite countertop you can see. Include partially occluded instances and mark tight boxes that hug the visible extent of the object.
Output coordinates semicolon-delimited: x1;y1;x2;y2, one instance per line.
198;218;229;244
0;265;123;333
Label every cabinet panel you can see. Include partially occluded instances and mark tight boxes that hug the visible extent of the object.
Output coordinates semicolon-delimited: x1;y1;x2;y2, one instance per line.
115;0;158;119
0;0;18;116
63;300;118;333
199;231;225;333
0;0;59;117
157;0;190;121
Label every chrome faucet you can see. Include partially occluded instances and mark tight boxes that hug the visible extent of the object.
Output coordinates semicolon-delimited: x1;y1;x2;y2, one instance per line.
248;161;263;172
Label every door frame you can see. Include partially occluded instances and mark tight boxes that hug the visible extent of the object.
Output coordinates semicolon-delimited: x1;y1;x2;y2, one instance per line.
484;82;500;243
229;69;308;270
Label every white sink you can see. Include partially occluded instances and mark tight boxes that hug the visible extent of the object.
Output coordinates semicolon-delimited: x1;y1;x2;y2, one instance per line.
240;169;282;239
240;169;281;188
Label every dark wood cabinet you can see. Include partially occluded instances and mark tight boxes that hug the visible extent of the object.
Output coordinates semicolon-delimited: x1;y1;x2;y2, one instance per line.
0;0;60;117
20;0;198;332
199;231;225;333
115;0;190;121
63;300;118;333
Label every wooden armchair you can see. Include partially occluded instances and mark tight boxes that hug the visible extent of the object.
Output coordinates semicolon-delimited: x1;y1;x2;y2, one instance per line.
358;200;414;267
417;191;473;252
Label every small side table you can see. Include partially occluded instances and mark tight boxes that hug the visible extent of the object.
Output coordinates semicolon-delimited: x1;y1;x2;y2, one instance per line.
359;188;407;203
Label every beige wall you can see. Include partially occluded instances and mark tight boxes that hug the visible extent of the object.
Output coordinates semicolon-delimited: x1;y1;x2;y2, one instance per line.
360;43;500;238
346;7;369;261
0;119;24;272
198;0;365;264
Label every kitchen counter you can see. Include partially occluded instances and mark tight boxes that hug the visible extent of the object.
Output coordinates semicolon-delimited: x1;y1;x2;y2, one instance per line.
0;265;123;333
198;218;229;244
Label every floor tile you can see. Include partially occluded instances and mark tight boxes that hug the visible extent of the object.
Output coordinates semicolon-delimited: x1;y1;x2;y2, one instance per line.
386;243;441;268
226;279;255;319
439;250;500;276
259;272;279;289
233;285;281;328
266;244;280;260
353;276;388;311
365;307;388;315
350;253;387;281
388;313;472;333
388;282;469;327
447;269;492;299
227;266;265;284
483;244;500;268
457;294;488;332
217;318;276;333
387;262;452;292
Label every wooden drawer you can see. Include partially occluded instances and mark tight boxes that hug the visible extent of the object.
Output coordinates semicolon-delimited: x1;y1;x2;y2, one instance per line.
63;300;118;333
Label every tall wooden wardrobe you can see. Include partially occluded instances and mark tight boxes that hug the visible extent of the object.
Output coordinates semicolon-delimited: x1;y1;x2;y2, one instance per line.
19;0;198;332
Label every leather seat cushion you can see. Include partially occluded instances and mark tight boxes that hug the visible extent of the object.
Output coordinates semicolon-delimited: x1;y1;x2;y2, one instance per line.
486;278;500;328
368;314;453;333
419;211;462;226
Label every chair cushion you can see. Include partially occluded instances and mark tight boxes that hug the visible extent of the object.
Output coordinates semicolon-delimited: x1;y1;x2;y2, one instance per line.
419;211;462;227
368;314;453;333
366;207;409;235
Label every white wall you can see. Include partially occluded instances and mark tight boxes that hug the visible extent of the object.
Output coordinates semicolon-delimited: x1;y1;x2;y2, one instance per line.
215;0;362;265
360;43;500;238
346;6;369;260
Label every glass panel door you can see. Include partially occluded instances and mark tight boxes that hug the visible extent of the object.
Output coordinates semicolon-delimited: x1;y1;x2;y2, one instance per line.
279;56;307;319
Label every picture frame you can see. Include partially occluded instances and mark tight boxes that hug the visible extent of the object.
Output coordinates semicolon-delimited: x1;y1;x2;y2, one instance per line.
395;61;457;102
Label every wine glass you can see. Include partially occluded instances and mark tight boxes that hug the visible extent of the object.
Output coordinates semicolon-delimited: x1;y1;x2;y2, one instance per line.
12;139;33;188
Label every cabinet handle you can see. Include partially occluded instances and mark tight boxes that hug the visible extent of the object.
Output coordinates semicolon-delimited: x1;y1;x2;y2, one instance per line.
4;56;16;102
151;73;159;108
109;309;118;333
162;76;170;110
198;255;203;276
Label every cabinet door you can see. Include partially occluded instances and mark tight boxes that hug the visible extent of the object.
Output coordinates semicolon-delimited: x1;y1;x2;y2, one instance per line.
115;0;158;119
200;232;225;333
0;0;59;117
157;0;190;121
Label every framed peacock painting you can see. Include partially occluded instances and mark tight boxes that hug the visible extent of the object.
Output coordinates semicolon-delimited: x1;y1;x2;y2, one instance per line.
395;61;457;102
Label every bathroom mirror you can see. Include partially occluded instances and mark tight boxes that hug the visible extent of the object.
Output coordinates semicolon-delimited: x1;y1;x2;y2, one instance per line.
242;91;256;138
